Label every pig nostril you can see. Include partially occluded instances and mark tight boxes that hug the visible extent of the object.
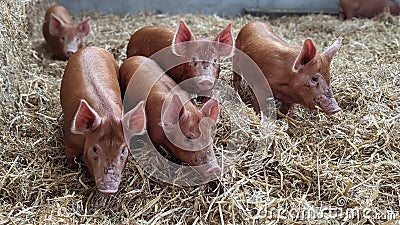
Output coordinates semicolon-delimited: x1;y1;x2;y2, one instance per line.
66;51;75;57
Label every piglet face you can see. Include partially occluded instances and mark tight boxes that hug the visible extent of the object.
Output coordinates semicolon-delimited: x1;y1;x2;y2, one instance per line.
172;21;234;91
162;94;221;177
71;100;146;194
292;38;342;115
49;14;90;59
293;71;341;115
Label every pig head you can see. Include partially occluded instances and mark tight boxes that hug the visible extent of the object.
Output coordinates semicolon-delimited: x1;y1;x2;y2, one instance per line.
169;21;234;94
126;20;234;99
339;0;400;20
69;99;146;194
234;21;342;116
43;5;90;60
158;94;221;177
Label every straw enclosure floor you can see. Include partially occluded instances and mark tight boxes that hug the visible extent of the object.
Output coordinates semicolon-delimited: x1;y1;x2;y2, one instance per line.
1;0;399;224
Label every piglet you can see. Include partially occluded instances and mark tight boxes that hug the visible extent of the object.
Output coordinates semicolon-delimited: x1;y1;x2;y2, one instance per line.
339;0;400;20
60;46;146;194
120;56;221;178
126;20;233;101
43;5;90;60
233;21;342;116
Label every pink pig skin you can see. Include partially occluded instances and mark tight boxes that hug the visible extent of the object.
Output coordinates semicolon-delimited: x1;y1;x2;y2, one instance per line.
119;56;221;178
42;5;90;60
339;0;400;20
60;46;146;194
126;20;234;101
233;21;342;116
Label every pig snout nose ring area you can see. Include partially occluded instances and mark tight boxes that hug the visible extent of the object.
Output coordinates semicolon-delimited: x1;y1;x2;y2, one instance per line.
197;77;215;90
66;50;74;58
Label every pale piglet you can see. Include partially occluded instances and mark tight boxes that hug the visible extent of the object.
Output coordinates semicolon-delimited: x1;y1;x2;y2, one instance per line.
126;20;234;101
233;21;342;116
43;5;90;60
339;0;400;20
120;56;221;178
60;47;146;194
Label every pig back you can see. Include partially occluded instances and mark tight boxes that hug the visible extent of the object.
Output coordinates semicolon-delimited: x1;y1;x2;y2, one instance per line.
61;46;121;131
126;26;175;59
120;56;169;109
236;21;299;80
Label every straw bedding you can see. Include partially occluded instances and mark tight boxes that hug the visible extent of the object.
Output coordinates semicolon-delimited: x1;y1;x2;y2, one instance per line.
1;0;399;224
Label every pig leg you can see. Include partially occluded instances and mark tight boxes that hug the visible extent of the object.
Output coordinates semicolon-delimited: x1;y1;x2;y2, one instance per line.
64;146;80;168
63;132;83;168
232;71;243;91
339;6;345;20
251;92;261;114
232;53;242;91
279;101;294;117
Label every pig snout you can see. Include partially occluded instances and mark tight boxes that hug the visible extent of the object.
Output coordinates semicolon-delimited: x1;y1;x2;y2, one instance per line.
96;167;120;194
96;179;120;194
323;97;341;115
196;160;221;178
204;165;221;177
65;43;79;58
196;76;215;91
314;88;341;115
66;50;74;58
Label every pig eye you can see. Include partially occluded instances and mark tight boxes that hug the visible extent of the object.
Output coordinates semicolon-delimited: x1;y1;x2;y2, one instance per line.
92;147;98;154
121;147;128;155
212;58;218;65
60;36;66;41
311;76;319;84
120;147;128;159
76;37;80;42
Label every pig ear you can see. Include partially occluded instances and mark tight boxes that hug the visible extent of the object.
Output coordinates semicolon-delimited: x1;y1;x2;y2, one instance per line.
163;94;186;127
122;101;146;138
78;17;90;36
293;38;317;71
49;13;64;36
323;38;342;63
172;20;195;56
214;23;234;56
201;97;220;122
71;99;101;134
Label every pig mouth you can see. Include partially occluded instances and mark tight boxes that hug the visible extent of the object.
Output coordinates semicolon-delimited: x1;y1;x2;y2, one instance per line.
96;176;121;194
